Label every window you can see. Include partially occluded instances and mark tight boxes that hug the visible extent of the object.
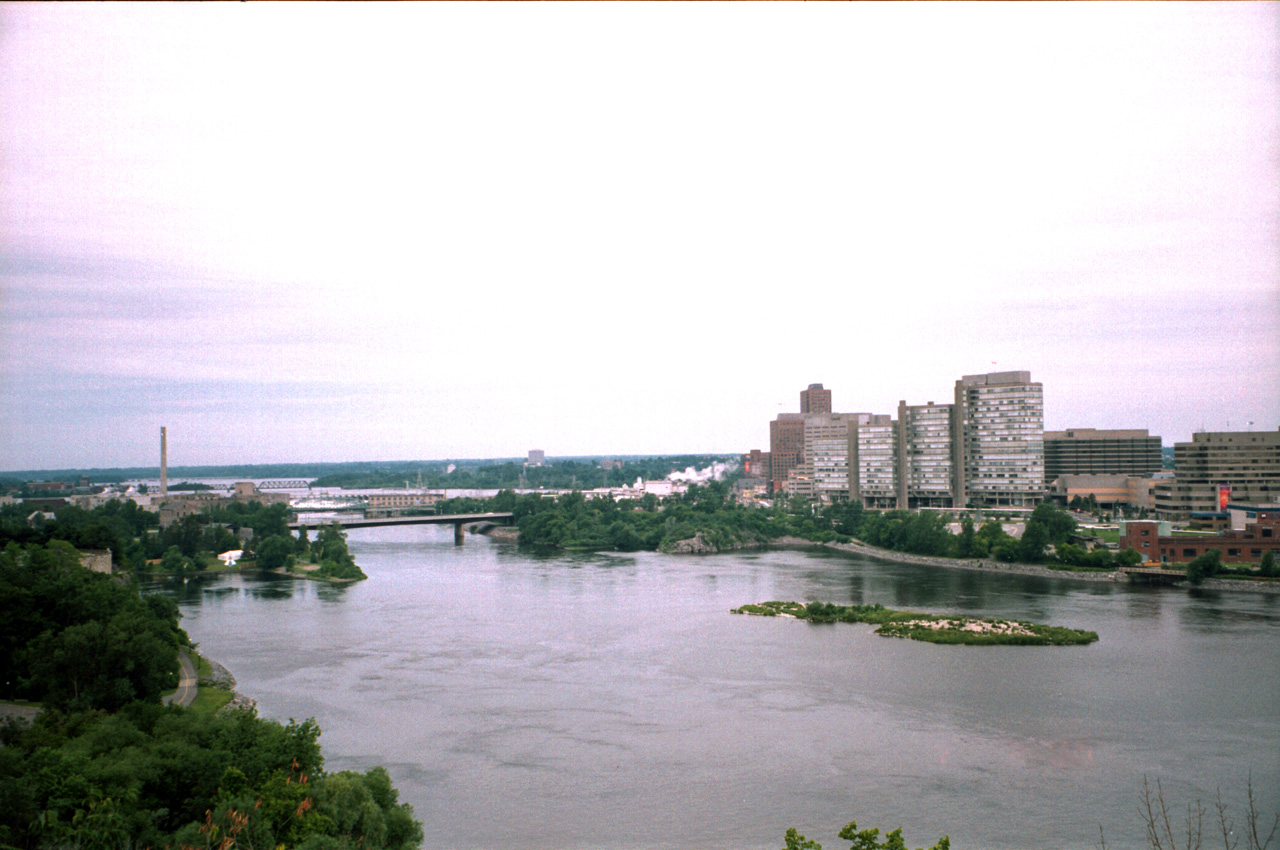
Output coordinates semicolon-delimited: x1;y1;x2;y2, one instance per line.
1184;548;1198;558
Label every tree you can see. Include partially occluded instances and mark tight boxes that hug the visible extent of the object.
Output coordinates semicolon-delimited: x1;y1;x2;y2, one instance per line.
256;535;295;570
1018;521;1050;562
1185;550;1223;585
1028;502;1077;546
781;821;949;850
160;545;192;577
956;515;977;558
1115;547;1142;567
1260;550;1276;577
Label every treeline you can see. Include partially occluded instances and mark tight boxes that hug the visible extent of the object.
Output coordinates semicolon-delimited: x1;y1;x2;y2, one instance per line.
472;487;1141;569
0;540;418;848
311;455;736;492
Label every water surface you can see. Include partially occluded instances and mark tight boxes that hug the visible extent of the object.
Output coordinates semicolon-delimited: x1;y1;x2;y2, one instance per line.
165;526;1280;850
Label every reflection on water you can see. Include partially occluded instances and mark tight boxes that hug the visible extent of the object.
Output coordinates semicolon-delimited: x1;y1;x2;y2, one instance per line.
155;526;1280;850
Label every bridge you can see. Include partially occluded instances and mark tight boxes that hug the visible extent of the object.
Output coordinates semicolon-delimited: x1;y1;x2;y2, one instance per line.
288;512;514;545
1119;567;1186;585
260;479;313;490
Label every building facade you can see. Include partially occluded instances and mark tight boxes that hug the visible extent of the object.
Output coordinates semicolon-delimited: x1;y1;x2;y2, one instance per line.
806;414;852;501
1154;428;1280;519
800;383;833;414
770;413;807;492
1122;511;1280;564
896;400;955;508
953;371;1045;508
849;415;897;508
1044;428;1163;482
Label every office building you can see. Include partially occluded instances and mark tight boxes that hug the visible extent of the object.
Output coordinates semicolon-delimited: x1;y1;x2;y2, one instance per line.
1044;428;1163;482
770;413;807;492
742;449;771;482
1154;428;1280;519
953;371;1045;508
800;383;832;414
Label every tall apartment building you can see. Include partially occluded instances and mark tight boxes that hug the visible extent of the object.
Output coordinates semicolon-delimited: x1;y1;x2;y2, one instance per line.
849;415;897;507
953;371;1045;508
1154;428;1280;519
1043;428;1163;482
896;401;955;508
800;383;832;414
805;413;876;502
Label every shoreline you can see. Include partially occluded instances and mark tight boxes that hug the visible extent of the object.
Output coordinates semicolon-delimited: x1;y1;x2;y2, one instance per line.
769;536;1280;594
198;652;258;714
479;527;1279;594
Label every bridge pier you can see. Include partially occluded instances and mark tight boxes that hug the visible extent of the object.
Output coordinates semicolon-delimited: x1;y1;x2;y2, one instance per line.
454;522;465;546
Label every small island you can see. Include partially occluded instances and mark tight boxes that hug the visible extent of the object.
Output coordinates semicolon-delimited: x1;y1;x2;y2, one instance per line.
731;600;1098;646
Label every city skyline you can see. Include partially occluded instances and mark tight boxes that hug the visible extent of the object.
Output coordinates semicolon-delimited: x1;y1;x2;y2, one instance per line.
2;3;1277;471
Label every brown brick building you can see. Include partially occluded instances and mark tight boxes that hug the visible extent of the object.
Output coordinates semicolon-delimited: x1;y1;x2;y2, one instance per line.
1121;512;1280;564
800;383;832;414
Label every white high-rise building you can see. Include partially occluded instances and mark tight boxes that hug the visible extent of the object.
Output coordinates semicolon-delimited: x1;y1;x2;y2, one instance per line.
849;415;897;508
804;413;871;502
953;371;1045;507
896;401;955;508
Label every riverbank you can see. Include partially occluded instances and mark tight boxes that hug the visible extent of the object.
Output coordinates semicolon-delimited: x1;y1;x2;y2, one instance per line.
478;526;1279;593
773;536;1280;594
200;653;258;714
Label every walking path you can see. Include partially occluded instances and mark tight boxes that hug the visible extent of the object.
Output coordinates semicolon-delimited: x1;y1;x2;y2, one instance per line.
164;648;198;707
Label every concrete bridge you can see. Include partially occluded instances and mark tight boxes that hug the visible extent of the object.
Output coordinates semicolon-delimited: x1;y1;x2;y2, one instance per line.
288;512;514;545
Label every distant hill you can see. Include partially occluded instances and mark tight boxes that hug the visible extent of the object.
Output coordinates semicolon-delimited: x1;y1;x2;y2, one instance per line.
0;454;738;485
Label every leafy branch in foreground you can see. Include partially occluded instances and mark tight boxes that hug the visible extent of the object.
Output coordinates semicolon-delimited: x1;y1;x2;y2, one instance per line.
784;820;949;850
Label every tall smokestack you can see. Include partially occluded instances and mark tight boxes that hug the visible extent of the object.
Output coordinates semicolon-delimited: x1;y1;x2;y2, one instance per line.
160;427;168;498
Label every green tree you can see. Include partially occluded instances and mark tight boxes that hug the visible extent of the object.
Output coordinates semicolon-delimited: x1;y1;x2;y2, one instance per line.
1019;521;1051;562
256;535;295;570
1185;549;1223;585
160;545;192;577
1259;550;1276;577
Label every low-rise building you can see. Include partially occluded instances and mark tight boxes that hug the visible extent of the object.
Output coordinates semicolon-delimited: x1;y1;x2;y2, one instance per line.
1048;474;1158;511
366;492;441;516
1121;511;1280;564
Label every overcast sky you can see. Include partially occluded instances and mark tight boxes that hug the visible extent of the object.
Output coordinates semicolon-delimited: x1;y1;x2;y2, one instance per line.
2;3;1277;472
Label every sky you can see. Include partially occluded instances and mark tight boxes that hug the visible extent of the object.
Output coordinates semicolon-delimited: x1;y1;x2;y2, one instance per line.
1;3;1277;472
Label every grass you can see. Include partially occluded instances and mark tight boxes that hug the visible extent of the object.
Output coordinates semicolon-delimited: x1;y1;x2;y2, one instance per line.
1088;528;1120;544
732;600;1098;646
187;650;235;715
188;687;234;715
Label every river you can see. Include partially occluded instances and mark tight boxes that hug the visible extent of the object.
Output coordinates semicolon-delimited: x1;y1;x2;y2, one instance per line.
161;525;1280;850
